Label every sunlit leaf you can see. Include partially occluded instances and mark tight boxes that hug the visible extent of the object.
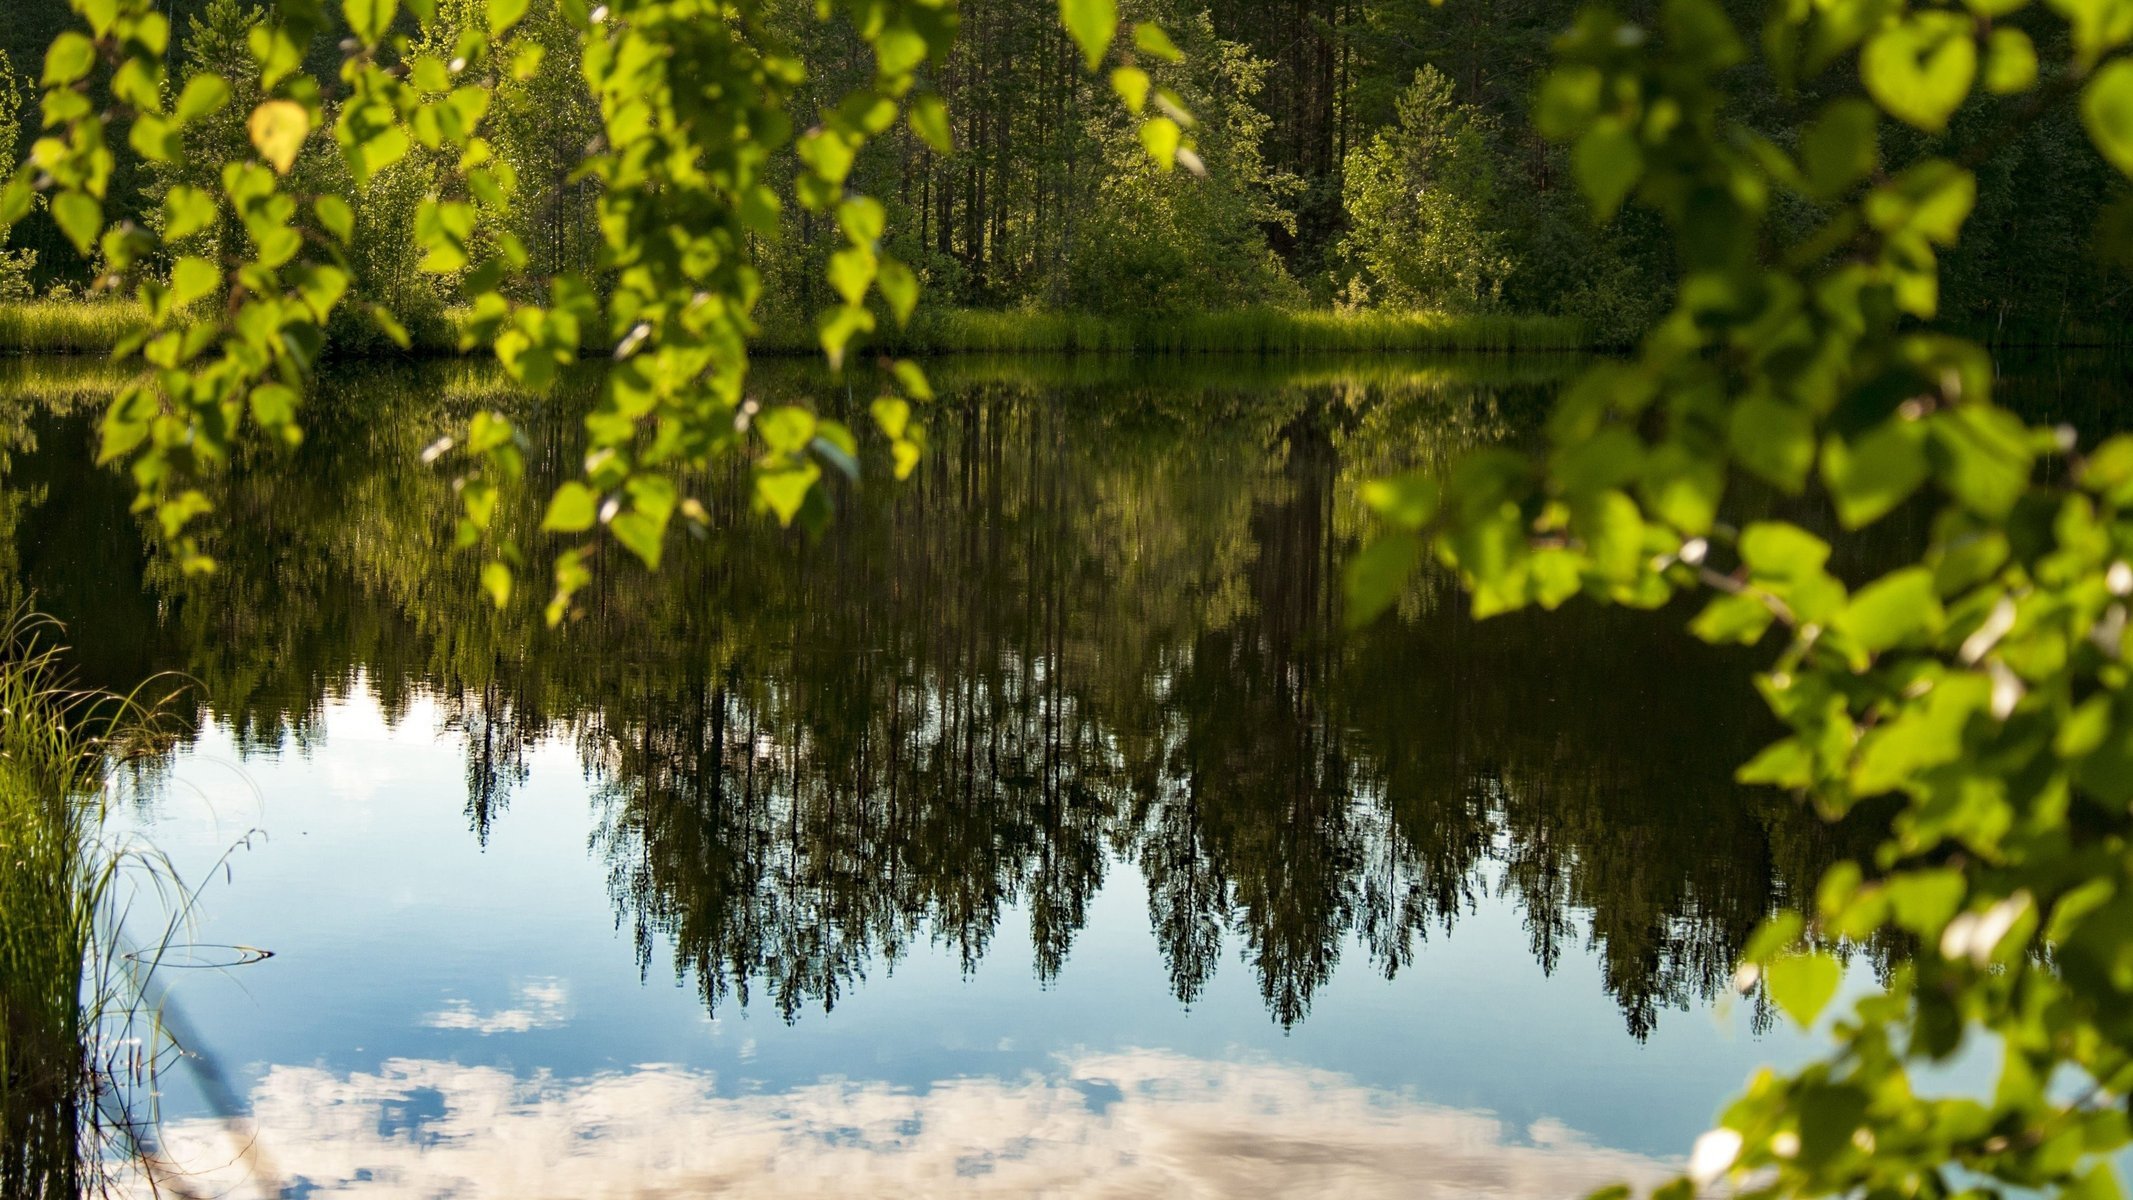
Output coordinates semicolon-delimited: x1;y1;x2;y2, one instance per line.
248;100;313;174
1061;0;1117;70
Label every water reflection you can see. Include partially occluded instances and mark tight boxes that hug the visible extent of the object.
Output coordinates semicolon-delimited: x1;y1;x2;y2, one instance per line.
2;356;1870;1037
133;1050;1677;1199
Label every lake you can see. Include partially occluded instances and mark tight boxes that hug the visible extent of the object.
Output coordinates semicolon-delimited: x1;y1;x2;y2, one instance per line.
7;352;2073;1197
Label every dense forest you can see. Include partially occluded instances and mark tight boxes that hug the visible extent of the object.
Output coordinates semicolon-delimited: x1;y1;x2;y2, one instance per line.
0;0;2122;346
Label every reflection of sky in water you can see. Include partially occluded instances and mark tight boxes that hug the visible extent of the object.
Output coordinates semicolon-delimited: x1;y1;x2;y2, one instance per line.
119;685;1833;1196
137;1052;1681;1198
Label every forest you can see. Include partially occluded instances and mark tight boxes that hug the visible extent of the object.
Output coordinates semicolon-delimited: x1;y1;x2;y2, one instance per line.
12;0;2133;1196
0;0;2124;350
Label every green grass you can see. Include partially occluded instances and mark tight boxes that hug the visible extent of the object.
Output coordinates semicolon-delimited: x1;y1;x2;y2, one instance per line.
758;306;1593;356
0;300;1591;359
0;612;106;1198
0;610;194;1198
0;302;150;357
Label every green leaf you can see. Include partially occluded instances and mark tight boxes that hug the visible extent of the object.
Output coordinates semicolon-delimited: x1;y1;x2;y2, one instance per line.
1574;488;1645;583
481;560;513;609
1740;522;1832;580
1573;121;1642;220
1690;593;1776;645
872;396;912;440
1929;405;2033;518
1821;420;1927;528
174;75;231;125
1111;66;1152;114
1984;28;2037;95
1799;98;1878;198
1765;952;1842;1026
163;185;217;243
315;195;355;244
893;360;934;402
1638;443;1723;535
42;33;97;87
818;304;875;371
758;406;818;455
611;508;670;569
837;196;887;244
1132;22;1183;62
1862;12;1977;133
345;0;398;44
828;246;877;306
874;25;927;77
169;255;220;310
1061;0;1118;70
909;94;953;153
488;0;530;36
541;481;599;532
2087;59;2133;178
877;258;919;327
248;382;299;430
756;462;823;526
1345;532;1423;628
1729;395;1816;491
1139;116;1182;169
52;192;102;257
1360;470;1438;529
1833;567;1942;652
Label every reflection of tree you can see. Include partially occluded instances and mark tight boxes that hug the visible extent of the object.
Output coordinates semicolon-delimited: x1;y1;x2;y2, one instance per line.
1;357;1875;1035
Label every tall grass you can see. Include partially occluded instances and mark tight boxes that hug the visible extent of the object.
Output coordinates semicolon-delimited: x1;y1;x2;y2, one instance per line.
0;609;194;1197
0;300;1590;358
0;303;149;357
755;306;1593;356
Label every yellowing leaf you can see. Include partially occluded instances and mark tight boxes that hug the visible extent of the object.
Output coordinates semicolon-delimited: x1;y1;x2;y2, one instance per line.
248;100;313;174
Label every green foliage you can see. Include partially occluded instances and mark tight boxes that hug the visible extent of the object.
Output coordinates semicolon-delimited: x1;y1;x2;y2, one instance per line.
12;0;1189;617
0;50;33;301
1339;66;1511;312
0;611;183;1198
1057;17;1300;311
0;301;148;354
1352;0;2133;1195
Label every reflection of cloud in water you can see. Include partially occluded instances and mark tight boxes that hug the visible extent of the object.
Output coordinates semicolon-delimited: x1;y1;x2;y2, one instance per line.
138;1050;1677;1198
422;980;569;1035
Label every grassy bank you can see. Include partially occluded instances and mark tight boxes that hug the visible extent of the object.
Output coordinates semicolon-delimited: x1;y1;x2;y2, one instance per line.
0;614;105;1198
0;612;199;1197
0;300;1591;359
0;303;149;357
761;307;1594;356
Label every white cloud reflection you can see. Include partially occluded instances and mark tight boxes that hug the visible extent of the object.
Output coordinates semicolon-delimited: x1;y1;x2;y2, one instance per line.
133;1050;1677;1198
422;980;570;1035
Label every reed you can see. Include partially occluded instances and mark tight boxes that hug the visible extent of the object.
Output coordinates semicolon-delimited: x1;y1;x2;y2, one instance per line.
0;609;189;1198
0;298;1590;359
0;302;150;357
755;306;1592;356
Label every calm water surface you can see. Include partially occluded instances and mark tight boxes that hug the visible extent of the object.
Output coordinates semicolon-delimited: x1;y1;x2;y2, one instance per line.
7;353;2091;1197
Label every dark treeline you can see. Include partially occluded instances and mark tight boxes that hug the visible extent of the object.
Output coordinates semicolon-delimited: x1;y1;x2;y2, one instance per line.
2;357;1882;1034
3;0;2125;343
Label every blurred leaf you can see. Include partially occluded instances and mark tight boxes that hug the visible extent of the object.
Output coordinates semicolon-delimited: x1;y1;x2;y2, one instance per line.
1766;952;1841;1026
1060;0;1117;70
1862;12;1976;133
542;482;599;532
1345;532;1423;628
248;100;312;174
